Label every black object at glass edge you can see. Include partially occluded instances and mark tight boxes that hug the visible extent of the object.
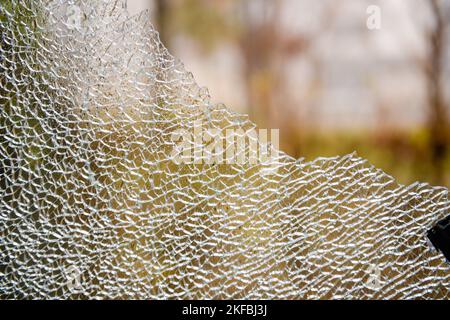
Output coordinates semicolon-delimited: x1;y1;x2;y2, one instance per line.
427;215;450;263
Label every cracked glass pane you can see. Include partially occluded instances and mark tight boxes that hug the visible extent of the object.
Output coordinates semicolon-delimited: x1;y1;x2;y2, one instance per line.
0;0;449;299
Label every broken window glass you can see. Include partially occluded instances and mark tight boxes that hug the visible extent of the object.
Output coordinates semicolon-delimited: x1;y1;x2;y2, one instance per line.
0;0;449;299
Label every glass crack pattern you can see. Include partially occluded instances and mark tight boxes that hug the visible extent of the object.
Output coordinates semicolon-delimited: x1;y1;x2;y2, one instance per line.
0;0;449;299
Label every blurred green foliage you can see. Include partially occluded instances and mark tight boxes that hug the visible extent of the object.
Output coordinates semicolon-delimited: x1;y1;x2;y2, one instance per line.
296;129;450;188
170;0;238;52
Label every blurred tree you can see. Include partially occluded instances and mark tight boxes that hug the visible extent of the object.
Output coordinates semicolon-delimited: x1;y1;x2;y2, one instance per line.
170;0;236;52
237;0;337;157
154;0;169;48
424;0;450;184
237;0;281;127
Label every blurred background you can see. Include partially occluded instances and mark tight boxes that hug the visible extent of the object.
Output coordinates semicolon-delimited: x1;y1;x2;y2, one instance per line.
129;0;450;187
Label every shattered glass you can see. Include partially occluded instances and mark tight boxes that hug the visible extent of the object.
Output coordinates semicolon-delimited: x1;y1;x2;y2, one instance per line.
0;0;449;299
